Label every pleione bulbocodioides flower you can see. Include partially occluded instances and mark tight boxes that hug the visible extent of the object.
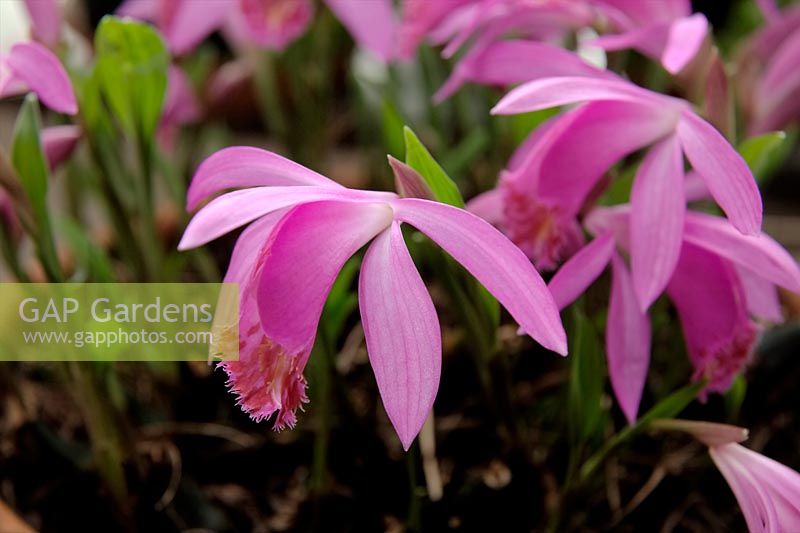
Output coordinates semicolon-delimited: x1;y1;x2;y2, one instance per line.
178;147;566;449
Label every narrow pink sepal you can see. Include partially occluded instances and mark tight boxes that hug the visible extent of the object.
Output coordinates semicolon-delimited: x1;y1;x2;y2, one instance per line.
179;186;379;250
606;254;651;424
3;42;77;115
392;198;567;355
238;0;313;50
491;76;679;116
630;134;685;311
165;0;231;55
360;223;441;450
677;110;762;235
257;200;393;355
548;233;615;311
186;147;342;210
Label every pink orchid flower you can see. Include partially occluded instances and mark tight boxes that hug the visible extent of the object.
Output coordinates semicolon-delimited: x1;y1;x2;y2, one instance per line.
711;443;800;531
0;41;77;115
655;418;800;530
178;147;566;449
737;1;800;134
548;206;800;422
590;0;709;74
399;0;706;76
118;0;397;61
491;75;762;310
398;0;595;61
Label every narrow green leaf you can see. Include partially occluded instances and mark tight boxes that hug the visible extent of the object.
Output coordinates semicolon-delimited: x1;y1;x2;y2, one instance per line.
567;307;606;445
10;94;62;280
738;131;788;184
57;217;115;282
94;16;168;141
403;126;464;207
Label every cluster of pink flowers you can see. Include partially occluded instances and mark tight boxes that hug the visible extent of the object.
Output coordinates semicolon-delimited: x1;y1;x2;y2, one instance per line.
3;0;799;528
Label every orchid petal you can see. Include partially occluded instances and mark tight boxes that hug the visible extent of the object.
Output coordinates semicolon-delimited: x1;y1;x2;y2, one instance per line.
606;254;651;424
224;209;288;284
683;212;800;293
677;110;762;235
710;444;780;533
661;14;708;74
630;134;685;310
535;101;679;216
360;223;440;450
392;198;566;355
465;189;504;226
179;186;387;250
325;0;397;61
3;42;77;114
491;76;679;116
24;0;61;47
435;40;614;102
735;266;783;323
548;233;615;311
238;0;313;50
257;200;393;355
42;125;81;171
186;147;342;210
165;0;230;55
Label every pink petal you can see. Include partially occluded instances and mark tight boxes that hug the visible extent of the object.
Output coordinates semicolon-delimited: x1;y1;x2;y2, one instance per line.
661;14;708;74
683;212;800;294
238;0;314;50
755;0;780;21
186;147;342;210
434;39;614;102
491;76;683;116
223;209;287;284
257;200;393;355
179;186;391;250
116;0;159;20
24;0;61;47
391;198;567;355
359;223;441;450
726;444;800;529
3;42;77;114
630;134;685;310
534;100;679;217
677;110;762;235
589;25;668;59
597;0;691;26
606;254;651;424
548;232;615;311
735;266;783;323
169;0;231;55
466;189;504;226
325;0;397;61
710;444;780;533
42;125;81;171
684;172;711;202
667;242;757;394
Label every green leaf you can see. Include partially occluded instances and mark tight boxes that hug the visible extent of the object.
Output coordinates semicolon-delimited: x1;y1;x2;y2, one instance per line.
567;306;606;446
403;126;464;207
57;217;115;282
11;94;62;280
579;380;704;481
94;16;168;141
381;99;406;159
738;131;788;184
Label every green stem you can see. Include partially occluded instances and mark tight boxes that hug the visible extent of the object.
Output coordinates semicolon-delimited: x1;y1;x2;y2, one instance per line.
251;50;288;142
310;326;335;495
